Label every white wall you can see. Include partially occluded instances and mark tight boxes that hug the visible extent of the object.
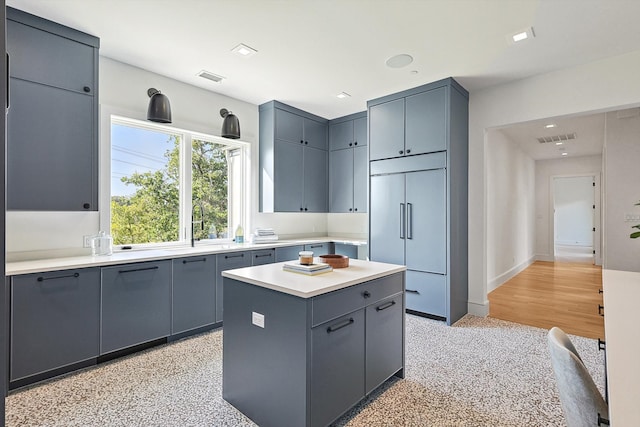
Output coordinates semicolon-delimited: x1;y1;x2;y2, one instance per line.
7;57;331;260
469;49;640;315
554;176;594;246
535;155;602;260
486;129;535;292
603;110;640;271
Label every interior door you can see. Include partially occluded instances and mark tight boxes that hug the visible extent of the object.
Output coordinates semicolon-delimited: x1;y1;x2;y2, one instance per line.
405;168;446;273
370;173;405;265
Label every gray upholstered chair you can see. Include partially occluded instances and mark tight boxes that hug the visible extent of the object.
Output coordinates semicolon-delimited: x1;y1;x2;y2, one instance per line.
548;327;609;426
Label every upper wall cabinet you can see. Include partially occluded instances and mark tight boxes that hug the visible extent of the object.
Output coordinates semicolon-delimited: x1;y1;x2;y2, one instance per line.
7;8;99;211
369;86;446;161
260;101;329;213
329;112;368;213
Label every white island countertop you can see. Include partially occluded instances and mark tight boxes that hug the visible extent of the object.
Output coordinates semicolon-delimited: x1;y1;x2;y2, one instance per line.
602;269;640;426
222;258;406;298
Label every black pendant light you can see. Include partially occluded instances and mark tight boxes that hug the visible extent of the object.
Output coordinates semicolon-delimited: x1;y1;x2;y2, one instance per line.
220;108;240;139
147;88;172;123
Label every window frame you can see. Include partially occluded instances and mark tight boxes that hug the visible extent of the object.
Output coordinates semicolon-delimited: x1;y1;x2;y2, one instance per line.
104;114;249;250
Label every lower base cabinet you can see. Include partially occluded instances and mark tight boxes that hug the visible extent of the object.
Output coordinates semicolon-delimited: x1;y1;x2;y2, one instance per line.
215;252;250;323
172;255;216;335
10;268;100;382
405;270;446;318
101;261;172;354
275;245;304;262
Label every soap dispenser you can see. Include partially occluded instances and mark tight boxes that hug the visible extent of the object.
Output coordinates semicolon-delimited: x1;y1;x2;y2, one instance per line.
235;225;244;243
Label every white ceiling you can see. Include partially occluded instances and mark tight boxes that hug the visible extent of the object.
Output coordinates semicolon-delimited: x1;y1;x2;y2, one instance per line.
7;0;640;159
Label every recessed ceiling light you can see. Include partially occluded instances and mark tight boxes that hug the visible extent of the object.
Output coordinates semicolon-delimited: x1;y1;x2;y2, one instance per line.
561;152;568;156
545;124;556;129
410;70;419;75
197;70;225;83
555;142;563;146
231;43;257;57
386;54;413;68
336;92;351;99
509;27;535;44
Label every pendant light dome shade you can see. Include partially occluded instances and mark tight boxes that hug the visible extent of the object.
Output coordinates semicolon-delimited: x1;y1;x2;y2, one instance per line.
147;88;172;123
220;108;240;139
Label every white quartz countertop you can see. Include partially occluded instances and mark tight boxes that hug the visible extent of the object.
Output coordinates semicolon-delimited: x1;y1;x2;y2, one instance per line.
6;237;366;276
602;269;640;426
221;258;406;298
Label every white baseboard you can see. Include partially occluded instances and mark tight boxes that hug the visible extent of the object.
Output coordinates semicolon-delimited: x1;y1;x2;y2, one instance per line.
488;255;536;292
536;254;555;262
467;301;489;317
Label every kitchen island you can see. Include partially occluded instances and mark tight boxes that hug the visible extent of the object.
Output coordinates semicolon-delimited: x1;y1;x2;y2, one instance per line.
222;259;406;427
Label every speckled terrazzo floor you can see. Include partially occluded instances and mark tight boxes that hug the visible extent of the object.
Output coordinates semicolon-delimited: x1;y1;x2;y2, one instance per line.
6;314;605;427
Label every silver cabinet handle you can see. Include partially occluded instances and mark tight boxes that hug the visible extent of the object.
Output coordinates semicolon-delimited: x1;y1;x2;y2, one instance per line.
407;202;413;240
400;203;406;239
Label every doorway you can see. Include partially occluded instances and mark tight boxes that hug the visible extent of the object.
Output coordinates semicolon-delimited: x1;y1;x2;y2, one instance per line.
551;174;600;264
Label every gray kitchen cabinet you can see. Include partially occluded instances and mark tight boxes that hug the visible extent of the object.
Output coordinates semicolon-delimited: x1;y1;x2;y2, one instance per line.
275;107;327;150
368;78;468;325
311;310;365;427
275;245;304;262
101;261;172;354
10;268;100;382
305;242;331;255
365;292;404;394
6;8;99;211
259;101;329;213
215;251;250;322
172;255;216;335
251;249;275;265
334;243;358;259
329;112;368;213
369;86;446;161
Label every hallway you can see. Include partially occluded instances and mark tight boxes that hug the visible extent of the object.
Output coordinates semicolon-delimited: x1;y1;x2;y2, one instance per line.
488;261;604;339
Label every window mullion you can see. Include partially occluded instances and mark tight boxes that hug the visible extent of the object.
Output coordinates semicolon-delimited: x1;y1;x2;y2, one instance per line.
182;133;193;244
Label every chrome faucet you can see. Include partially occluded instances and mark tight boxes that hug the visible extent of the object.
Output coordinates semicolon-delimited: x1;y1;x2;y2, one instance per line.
191;202;204;247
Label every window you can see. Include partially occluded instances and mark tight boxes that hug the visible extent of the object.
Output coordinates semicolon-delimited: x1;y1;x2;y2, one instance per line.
110;117;247;247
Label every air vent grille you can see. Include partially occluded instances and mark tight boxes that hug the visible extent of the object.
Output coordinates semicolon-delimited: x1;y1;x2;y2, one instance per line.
536;133;577;144
197;70;224;83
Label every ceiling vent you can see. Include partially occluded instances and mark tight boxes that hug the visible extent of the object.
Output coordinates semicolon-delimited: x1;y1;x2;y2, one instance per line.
197;70;225;83
536;133;577;144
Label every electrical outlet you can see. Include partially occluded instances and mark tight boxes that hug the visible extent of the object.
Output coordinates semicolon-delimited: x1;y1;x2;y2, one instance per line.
83;235;93;248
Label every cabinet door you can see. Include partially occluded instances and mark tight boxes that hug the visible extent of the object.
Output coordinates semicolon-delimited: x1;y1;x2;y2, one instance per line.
274;140;304;212
405;169;446;274
405;271;446;317
172;255;216;335
10;268;100;381
101;261;172;354
251;249;275;265
329;148;354;212
7;20;95;94
369;98;405;161
275;245;304;262
311;310;365;427
370;173;405;265
334;243;358;259
303;146;328;212
353;116;367;147
275;108;303;144
215;252;251;322
304;117;328;150
366;293;404;394
329;120;353;151
405;87;447;155
7;78;96;210
353;145;368;213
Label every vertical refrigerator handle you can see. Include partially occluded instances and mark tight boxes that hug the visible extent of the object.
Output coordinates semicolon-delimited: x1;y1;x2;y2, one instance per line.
6;53;9;110
407;202;413;239
400;203;405;239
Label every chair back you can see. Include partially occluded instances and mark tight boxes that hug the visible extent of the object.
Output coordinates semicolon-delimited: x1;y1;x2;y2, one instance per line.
548;327;608;427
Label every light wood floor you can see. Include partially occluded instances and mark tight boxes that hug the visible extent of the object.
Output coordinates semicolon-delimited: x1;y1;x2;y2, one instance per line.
488;261;604;339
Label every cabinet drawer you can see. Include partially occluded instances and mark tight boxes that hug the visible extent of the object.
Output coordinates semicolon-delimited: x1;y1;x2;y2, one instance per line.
304;242;331;255
312;273;404;327
405;271;446;317
275;245;304;262
251;249;275;266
